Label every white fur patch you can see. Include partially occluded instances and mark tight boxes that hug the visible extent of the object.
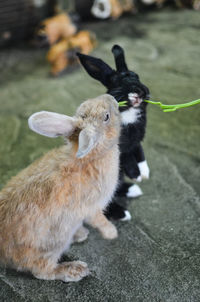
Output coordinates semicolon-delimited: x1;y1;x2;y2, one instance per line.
91;0;111;19
120;210;132;221
121;108;141;125
136;175;142;182
126;184;143;198
138;160;150;179
128;93;143;107
141;0;155;4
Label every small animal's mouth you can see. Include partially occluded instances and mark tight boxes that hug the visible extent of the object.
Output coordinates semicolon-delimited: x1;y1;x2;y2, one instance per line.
128;93;143;107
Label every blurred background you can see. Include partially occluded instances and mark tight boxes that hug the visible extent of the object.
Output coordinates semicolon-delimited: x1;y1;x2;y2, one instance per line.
0;1;200;301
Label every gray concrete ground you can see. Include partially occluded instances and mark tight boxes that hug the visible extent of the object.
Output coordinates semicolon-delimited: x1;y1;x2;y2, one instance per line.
0;9;200;302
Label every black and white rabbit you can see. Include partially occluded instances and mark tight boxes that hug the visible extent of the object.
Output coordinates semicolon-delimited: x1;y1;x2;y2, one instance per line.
77;45;150;221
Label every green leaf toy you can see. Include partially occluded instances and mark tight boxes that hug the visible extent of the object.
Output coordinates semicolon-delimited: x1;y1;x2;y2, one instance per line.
118;99;200;112
118;101;128;107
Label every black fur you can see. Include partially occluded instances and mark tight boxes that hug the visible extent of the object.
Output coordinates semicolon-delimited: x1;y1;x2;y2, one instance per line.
104;202;127;220
77;45;150;221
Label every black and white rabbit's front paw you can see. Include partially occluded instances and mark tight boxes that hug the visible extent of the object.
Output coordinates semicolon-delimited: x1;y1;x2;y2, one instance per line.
138;160;150;180
116;181;143;198
126;183;143;198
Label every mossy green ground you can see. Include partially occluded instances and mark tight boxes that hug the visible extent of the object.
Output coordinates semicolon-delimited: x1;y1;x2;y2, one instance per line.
0;9;200;302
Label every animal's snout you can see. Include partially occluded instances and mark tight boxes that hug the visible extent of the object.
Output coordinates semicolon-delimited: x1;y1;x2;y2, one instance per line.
128;93;143;107
133;83;150;100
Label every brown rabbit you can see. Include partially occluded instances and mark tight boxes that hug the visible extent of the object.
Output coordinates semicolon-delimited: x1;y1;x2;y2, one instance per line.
0;94;120;282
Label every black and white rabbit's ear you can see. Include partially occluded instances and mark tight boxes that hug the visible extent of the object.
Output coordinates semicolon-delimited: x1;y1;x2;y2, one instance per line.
77;52;114;87
112;45;128;72
28;111;76;138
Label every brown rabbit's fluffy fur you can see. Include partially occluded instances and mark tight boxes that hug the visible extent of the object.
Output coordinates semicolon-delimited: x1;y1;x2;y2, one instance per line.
0;94;120;282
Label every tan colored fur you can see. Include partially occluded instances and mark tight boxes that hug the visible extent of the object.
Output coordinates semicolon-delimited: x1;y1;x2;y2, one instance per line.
110;0;135;19
0;94;120;282
47;31;97;76
38;14;77;46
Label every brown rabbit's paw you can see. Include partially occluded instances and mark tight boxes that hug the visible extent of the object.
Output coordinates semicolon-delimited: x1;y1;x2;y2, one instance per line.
101;223;118;239
59;261;90;282
73;226;89;243
33;261;89;282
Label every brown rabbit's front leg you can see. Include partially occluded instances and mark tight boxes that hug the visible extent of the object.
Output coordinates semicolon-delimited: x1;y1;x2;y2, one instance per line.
73;225;89;243
86;210;118;239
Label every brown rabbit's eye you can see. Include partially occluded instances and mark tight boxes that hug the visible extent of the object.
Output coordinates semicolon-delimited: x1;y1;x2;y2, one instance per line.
104;113;110;122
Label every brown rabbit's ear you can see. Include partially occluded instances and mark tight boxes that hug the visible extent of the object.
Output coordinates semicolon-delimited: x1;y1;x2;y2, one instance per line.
28;111;76;138
76;128;100;159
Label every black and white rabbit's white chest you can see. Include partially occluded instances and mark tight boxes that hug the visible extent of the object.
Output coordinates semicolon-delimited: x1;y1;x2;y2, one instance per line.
119;92;146;126
120;107;141;125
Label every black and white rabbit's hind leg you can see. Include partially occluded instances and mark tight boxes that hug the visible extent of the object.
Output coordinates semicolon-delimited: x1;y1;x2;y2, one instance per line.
104;170;142;221
106;144;150;221
104;200;131;221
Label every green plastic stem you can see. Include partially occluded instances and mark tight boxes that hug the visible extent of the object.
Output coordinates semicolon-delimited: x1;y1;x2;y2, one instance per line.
144;99;200;112
118;99;200;112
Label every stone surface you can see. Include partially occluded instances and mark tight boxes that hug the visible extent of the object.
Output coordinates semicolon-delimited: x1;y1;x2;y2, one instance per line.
0;9;200;302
